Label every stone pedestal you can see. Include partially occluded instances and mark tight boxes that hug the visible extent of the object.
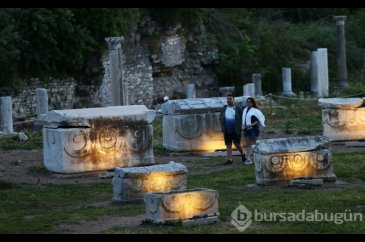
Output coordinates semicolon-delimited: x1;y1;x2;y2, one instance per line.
42;105;155;173
253;136;336;185
0;96;13;133
36;88;48;120
144;188;219;224
113;161;187;202
319;98;365;141
161;97;247;152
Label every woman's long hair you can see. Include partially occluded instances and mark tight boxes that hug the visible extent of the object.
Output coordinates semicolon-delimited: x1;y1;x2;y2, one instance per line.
247;97;258;108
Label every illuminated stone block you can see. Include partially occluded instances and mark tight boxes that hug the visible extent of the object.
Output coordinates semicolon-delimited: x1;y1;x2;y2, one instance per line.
161;97;248;152
113;161;187;202
42;105;155;173
144;188;219;224
253;136;336;185
319;98;365;141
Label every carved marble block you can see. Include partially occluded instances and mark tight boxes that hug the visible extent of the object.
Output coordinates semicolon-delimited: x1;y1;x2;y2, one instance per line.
161;97;248;152
253;136;336;185
144;188;219;223
113;161;187;202
42;105;155;173
319;98;365;141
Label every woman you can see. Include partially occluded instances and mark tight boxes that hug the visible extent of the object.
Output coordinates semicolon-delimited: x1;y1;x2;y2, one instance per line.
242;97;265;164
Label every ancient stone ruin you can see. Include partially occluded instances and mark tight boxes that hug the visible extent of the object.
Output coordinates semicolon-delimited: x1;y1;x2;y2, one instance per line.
253;136;336;185
144;188;219;225
318;98;365;141
161;97;247;152
113;161;188;202
42;105;155;173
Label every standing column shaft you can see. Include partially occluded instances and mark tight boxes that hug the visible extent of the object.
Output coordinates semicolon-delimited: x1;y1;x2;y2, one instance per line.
36;88;48;120
0;96;13;133
105;37;125;106
334;16;348;88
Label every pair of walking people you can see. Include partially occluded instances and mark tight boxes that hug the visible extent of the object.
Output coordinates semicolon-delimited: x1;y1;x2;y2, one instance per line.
220;94;266;165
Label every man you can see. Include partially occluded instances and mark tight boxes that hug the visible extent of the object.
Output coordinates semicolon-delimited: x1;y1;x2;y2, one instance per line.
220;93;246;165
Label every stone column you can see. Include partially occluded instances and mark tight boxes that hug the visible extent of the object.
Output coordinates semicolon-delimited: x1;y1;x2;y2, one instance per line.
311;50;319;97
363;52;365;84
282;68;295;96
334;16;348;88
252;74;263;97
243;83;255;97
105;37;126;106
0;96;13;133
318;48;329;97
186;84;196;99
36;88;48;120
219;86;235;97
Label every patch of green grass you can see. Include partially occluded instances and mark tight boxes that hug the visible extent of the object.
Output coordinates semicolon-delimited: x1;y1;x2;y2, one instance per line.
1;152;364;233
152;117;163;141
153;144;167;155
0;137;43;150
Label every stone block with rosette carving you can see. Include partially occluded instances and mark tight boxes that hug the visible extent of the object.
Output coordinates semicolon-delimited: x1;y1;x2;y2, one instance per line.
144;188;219;223
253;136;336;184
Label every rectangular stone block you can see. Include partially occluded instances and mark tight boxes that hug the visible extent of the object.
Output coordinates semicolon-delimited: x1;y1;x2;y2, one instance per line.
253;136;336;185
319;98;365;141
144;188;219;223
43;124;154;173
161;97;255;152
113;162;187;202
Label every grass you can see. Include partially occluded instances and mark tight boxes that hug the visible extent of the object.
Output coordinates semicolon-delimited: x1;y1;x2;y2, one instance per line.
0;99;364;233
0;154;364;233
0;130;43;150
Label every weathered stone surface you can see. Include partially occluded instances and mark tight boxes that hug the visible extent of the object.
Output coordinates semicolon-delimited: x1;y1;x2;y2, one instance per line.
182;215;219;226
161;97;247;115
219;86;235;97
252;74;263;98
17;132;29;141
290;178;324;186
36;88;48;120
186;84;196;99
282;68;296;97
43;124;154;173
319;98;365;141
161;97;249;152
112;161;187;202
254;136;330;154
0;96;13;133
243;83;255;97
311;49;329;97
253;136;336;185
42;105;155;128
318;98;363;110
144;188;219;223
161;35;185;67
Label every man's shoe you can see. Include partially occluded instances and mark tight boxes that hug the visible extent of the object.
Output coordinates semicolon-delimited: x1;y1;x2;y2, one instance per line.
243;159;253;165
241;154;247;163
224;159;234;166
